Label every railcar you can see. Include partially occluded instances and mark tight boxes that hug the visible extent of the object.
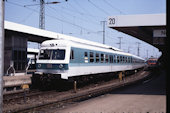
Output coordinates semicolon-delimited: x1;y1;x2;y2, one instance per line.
147;58;158;65
147;57;158;70
35;39;145;81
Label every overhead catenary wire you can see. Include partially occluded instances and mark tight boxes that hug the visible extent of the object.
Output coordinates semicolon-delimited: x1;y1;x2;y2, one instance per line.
58;2;104;19
47;5;100;26
20;6;39;23
74;0;100;21
103;0;126;14
6;1;97;34
88;0;110;15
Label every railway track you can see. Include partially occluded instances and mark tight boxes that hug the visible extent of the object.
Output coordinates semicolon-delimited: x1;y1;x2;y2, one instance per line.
3;70;151;113
3;90;66;103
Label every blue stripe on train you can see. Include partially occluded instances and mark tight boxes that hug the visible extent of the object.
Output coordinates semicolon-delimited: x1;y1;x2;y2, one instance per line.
36;63;69;70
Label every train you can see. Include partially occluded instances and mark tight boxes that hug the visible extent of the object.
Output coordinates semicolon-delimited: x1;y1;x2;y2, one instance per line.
33;38;146;84
146;57;158;69
147;57;158;65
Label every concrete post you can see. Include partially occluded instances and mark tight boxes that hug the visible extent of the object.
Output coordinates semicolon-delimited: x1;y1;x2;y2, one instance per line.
118;72;123;81
0;0;4;112
123;71;125;81
74;81;77;93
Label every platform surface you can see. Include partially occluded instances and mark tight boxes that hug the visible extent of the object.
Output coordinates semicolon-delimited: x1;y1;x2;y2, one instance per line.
57;70;166;113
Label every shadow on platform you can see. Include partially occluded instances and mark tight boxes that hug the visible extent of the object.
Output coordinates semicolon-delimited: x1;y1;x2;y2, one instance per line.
110;69;166;95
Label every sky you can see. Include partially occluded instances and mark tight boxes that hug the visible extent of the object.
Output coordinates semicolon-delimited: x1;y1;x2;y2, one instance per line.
4;0;166;59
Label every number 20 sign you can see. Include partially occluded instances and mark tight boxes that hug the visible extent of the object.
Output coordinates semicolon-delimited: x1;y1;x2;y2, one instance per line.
108;18;115;25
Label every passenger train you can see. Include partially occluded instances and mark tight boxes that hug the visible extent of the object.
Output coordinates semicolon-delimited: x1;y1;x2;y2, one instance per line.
34;39;146;81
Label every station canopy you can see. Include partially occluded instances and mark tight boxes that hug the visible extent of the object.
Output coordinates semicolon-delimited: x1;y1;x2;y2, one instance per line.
107;13;166;51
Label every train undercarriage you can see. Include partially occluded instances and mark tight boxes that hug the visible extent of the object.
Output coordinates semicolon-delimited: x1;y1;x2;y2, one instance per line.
31;67;144;90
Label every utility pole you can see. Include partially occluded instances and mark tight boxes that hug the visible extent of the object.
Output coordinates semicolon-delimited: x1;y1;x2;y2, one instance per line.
100;21;106;44
27;0;62;29
0;0;4;112
146;49;148;59
39;0;45;29
117;37;123;49
136;42;141;56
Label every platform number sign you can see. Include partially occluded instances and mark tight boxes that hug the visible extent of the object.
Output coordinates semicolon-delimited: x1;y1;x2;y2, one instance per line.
108;18;115;25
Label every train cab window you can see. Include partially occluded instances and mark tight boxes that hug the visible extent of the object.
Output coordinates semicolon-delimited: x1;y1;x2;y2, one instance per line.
101;54;104;63
105;54;109;63
96;53;100;63
39;49;52;60
109;55;113;63
39;49;65;60
84;52;88;63
70;50;74;60
52;49;65;60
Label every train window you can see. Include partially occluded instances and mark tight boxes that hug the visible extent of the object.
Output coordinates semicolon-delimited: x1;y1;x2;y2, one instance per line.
39;49;65;60
90;52;94;62
114;55;116;63
125;57;127;63
120;56;122;63
39;49;52;60
52;49;65;60
130;57;131;63
117;56;119;63
105;54;109;63
101;54;104;63
84;52;88;63
84;52;88;57
109;55;113;63
96;53;100;63
70;50;74;60
131;57;133;63
123;56;125;63
128;57;130;63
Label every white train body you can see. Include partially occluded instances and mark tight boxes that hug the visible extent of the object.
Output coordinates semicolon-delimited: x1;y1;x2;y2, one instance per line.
36;39;145;79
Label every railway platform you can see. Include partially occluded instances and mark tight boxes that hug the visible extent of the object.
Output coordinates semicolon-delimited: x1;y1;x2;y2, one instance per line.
57;69;166;113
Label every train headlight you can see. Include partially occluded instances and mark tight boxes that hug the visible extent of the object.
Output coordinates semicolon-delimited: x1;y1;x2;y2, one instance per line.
59;64;63;68
38;64;41;68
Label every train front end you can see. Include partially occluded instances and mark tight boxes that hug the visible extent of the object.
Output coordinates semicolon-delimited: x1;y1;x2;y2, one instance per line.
35;40;70;80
